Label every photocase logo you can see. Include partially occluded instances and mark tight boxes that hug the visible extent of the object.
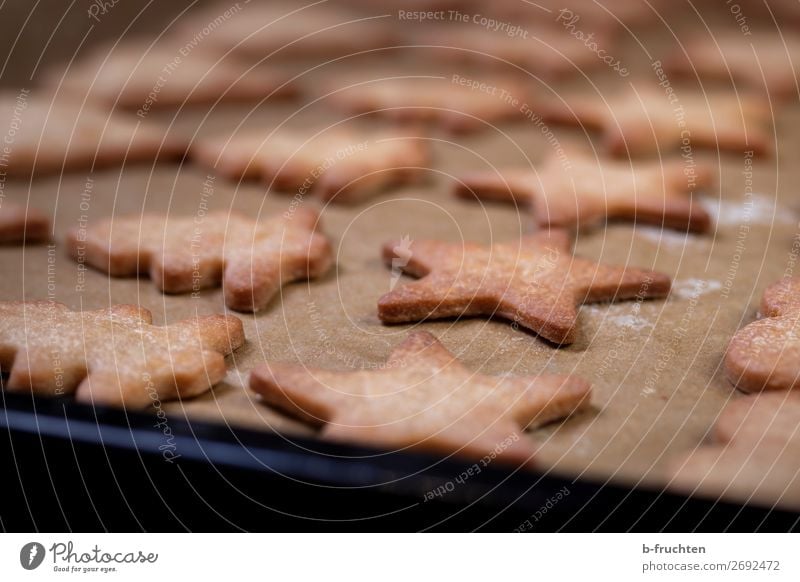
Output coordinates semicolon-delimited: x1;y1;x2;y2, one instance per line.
19;542;45;570
389;235;413;290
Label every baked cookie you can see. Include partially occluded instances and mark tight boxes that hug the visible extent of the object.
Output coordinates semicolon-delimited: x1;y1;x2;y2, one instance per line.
0;301;244;409
0;94;185;176
379;230;671;344
250;330;591;464
193;127;429;203
176;2;395;59
67;207;332;312
713;393;800;447
666;32;800;99
51;42;296;109
0;203;49;243
324;74;534;134
548;87;771;157
725;277;800;393
454;154;713;232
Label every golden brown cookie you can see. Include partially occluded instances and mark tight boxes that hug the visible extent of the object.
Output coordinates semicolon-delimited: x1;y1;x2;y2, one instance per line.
713;393;800;447
51;42;296;110
193;127;429;203
454;154;713;232
175;2;395;59
0;301;244;409
0;203;49;243
666;32;800;99
378;230;671;344
324;74;534;134
725;277;800;393
66;207;332;312
0;94;185;176
667;441;800;510
249;330;591;464
550;87;771;157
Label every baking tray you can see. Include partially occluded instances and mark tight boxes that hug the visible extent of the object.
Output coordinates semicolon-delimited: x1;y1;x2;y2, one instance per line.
2;389;798;531
2;0;800;531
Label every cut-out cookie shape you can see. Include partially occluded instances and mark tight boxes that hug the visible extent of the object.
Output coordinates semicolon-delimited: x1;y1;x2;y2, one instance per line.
0;94;185;176
175;2;395;59
324;75;534;134
454;154;713;232
725;277;800;393
666;33;800;99
193;128;429;203
249;330;591;464
67;207;332;312
52;42;296;109
0;301;244;409
548;87;771;157
378;230;671;344
713;393;800;447
0;204;49;243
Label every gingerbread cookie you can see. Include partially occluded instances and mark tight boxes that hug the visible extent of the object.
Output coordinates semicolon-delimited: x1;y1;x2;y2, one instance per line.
666;33;800;99
0;94;185;176
324;74;533;134
67;207;332;312
52;42;296;109
713;393;800;447
0;301;244;409
250;330;591;464
176;2;395;59
725;277;800;393
193;127;429;203
0;203;49;243
379;230;671;344
549;87;771;157
455;154;713;232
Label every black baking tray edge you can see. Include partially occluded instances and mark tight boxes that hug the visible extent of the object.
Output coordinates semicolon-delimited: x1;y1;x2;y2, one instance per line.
1;389;798;532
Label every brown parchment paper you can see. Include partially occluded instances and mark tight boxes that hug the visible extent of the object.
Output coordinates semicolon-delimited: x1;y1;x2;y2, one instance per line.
1;1;799;509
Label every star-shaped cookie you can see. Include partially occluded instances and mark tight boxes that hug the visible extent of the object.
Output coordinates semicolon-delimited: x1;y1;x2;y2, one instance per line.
455;154;713;232
725;277;800;393
0;301;244;409
550;87;771;157
666;32;800;99
0;203;49;243
52;42;296;109
324;75;533;134
249;330;591;464
67;207;333;312
0;94;185;176
379;230;671;344
193;127;429;203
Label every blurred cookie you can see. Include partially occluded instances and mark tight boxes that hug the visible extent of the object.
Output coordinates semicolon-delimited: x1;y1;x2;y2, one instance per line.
0;203;49;243
378;230;671;344
67;206;332;312
0;94;185;176
0;301;244;409
454;153;713;232
250;330;591;464
725;277;800;393
324;74;535;134
51;42;296;109
713;393;800;446
193;127;429;203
